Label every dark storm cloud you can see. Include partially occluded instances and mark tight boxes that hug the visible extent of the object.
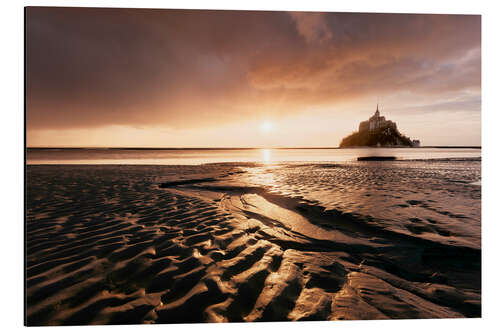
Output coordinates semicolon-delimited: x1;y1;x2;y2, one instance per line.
26;7;480;130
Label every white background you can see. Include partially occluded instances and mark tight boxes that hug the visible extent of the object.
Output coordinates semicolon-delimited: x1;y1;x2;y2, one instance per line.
1;0;498;332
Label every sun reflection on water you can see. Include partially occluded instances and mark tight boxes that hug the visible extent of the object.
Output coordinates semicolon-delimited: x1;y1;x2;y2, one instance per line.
261;149;271;164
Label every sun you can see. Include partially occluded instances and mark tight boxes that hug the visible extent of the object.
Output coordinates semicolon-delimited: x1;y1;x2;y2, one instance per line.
259;121;274;133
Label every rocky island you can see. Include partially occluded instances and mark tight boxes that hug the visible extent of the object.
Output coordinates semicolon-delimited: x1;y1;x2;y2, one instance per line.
339;105;420;148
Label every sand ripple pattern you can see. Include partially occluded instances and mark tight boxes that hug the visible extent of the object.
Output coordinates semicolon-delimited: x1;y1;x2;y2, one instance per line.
242;159;481;249
26;165;480;325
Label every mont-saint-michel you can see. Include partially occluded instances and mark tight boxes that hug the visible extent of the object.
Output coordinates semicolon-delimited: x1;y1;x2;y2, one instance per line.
339;105;420;148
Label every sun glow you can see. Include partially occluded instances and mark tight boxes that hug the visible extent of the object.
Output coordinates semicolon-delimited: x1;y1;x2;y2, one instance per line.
260;122;274;133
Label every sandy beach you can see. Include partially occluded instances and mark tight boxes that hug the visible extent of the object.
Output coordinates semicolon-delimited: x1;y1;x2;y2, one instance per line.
26;160;481;325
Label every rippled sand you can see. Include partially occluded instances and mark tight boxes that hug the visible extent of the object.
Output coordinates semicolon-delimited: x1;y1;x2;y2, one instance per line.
26;161;481;325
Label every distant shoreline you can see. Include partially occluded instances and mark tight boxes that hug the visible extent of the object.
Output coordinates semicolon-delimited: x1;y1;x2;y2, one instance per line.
26;146;482;150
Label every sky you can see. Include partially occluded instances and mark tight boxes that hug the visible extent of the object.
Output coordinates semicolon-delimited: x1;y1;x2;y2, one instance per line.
26;7;481;147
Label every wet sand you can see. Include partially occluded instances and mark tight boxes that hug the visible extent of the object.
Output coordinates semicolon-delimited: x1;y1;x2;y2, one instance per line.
26;163;481;325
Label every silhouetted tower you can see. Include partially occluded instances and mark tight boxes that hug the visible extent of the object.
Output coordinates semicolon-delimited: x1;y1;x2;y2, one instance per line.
375;103;380;117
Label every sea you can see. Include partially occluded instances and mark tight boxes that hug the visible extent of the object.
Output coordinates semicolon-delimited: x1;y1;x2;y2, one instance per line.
26;147;481;165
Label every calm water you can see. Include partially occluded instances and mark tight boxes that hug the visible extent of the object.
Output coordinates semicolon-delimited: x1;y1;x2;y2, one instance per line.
27;148;481;165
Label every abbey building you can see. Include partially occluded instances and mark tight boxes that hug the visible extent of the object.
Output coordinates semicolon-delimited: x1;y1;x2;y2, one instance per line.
358;104;397;133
